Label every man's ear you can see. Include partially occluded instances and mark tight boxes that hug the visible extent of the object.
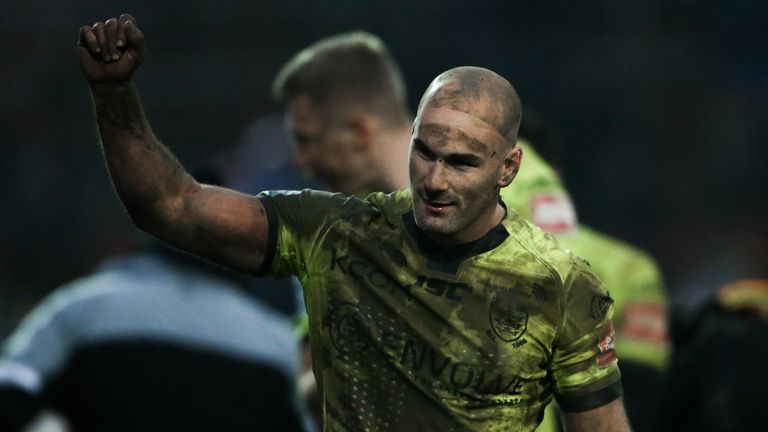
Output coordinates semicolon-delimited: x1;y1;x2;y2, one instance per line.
499;145;523;188
344;115;374;152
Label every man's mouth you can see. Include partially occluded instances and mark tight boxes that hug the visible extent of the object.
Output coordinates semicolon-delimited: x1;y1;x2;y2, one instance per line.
422;197;454;213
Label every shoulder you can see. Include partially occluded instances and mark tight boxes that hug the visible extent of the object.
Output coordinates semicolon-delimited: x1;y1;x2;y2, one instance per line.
364;189;411;212
2;260;142;351
352;189;412;227
258;188;346;208
33;266;135;316
24;255;163;318
575;226;660;271
499;209;580;284
260;188;385;220
560;226;665;298
275;188;412;223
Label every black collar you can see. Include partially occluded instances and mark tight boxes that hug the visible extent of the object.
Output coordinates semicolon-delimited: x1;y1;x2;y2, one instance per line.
402;210;509;275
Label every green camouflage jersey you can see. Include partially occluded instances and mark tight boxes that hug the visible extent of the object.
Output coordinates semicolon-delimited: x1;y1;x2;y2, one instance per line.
258;189;622;432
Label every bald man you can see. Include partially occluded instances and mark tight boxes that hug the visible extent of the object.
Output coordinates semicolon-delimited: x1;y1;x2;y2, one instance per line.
77;15;631;431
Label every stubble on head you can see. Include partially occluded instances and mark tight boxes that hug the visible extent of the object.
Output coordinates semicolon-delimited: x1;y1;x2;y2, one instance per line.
418;66;522;147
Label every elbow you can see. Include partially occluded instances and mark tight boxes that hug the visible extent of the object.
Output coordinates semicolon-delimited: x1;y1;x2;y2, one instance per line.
124;180;201;236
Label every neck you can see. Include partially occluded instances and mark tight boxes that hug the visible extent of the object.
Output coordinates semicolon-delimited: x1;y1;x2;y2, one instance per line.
427;202;507;250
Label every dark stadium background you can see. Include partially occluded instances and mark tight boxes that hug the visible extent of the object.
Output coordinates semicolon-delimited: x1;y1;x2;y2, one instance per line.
1;0;766;336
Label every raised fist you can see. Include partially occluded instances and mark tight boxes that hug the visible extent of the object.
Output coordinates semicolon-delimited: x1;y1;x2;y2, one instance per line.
78;14;146;85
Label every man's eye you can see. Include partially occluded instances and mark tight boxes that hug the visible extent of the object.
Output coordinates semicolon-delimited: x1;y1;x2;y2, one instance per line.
450;163;471;172
415;144;435;160
448;159;475;169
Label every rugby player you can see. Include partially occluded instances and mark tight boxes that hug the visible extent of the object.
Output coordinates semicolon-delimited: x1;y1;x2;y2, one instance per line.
273;33;665;431
77;14;632;431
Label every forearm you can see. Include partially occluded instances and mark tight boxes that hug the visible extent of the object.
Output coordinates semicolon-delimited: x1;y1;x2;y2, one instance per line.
563;398;632;432
91;82;196;229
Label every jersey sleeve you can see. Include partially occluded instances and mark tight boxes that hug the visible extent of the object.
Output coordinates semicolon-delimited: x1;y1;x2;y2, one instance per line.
550;260;623;412
257;189;352;278
614;255;669;370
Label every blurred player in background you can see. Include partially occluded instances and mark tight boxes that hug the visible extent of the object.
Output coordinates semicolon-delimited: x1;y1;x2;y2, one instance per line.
505;116;668;432
76;14;631;431
658;278;768;432
0;129;313;432
272;31;413;196
0;244;306;432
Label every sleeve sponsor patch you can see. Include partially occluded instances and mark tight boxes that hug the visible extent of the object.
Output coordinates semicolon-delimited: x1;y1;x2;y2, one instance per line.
597;321;617;367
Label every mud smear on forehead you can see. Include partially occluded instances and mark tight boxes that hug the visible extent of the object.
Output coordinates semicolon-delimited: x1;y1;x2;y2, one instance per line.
418;123;489;155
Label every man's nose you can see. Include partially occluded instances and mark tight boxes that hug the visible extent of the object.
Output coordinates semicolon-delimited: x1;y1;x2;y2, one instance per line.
424;160;449;191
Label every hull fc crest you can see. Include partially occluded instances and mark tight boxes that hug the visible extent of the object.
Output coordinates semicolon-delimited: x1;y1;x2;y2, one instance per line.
490;295;528;342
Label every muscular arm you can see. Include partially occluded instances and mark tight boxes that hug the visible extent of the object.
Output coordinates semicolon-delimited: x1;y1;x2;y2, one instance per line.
81;15;269;273
563;398;632;432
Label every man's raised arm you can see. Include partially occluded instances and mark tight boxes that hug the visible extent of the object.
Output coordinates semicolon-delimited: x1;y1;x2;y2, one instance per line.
78;14;270;274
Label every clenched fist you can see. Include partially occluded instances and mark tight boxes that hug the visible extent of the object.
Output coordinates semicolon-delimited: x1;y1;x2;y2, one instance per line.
78;14;146;85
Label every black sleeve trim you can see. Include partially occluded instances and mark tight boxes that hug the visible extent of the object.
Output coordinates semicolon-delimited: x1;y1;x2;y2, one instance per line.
256;196;279;276
556;379;624;413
